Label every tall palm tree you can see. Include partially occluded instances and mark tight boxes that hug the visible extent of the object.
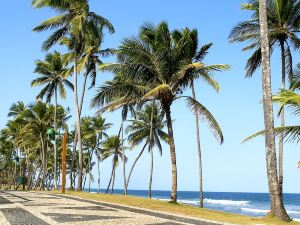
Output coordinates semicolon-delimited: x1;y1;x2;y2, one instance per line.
126;102;168;198
172;28;228;207
229;0;300;194
23;102;52;189
93;91;136;195
257;0;289;220
31;51;73;189
91;116;112;193
81;116;112;192
101;135;127;194
92;22;224;202
60;34;114;190
32;0;114;190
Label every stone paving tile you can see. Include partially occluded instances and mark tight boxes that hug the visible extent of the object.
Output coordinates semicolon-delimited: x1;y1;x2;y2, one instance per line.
0;196;12;204
43;212;128;223
0;191;222;225
60;205;117;211
60;195;220;225
146;223;184;225
0;207;49;225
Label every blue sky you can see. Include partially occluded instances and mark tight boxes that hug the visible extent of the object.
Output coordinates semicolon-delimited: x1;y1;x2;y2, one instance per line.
1;0;299;193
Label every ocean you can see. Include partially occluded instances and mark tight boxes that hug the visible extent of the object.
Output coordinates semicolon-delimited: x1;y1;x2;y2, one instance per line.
88;189;300;221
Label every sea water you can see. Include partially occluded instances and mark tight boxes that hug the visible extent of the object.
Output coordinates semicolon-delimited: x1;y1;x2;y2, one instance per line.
88;189;300;221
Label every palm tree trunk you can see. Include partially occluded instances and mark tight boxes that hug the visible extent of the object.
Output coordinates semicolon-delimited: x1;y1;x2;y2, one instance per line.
53;86;58;190
106;164;114;194
258;0;289;221
13;161;17;188
279;40;286;196
121;121;127;195
69;132;77;190
148;99;155;199
191;82;204;208
162;103;177;202
83;173;87;190
126;143;148;189
111;167;116;194
97;156;101;193
88;149;94;192
74;50;83;191
149;148;154;199
79;73;88;116
40;133;46;190
70;73;88;190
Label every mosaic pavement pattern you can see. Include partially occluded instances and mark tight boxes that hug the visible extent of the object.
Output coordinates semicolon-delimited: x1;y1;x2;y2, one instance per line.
0;191;221;225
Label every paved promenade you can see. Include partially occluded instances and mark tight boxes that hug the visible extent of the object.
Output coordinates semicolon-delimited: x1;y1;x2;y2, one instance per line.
0;191;222;225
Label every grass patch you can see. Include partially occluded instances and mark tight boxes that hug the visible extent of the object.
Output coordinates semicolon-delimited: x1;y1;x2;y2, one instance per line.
49;190;299;225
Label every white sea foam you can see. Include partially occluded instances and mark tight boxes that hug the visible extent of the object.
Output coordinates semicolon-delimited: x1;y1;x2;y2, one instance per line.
241;208;269;213
204;199;250;206
241;208;300;215
178;200;199;205
157;198;170;202
158;198;250;206
287;211;300;215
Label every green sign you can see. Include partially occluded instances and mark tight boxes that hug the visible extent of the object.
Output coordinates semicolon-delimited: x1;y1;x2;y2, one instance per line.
14;156;20;163
17;176;26;185
47;128;56;141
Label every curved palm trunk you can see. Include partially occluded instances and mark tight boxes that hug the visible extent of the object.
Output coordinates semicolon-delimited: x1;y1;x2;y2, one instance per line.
258;0;289;221
74;51;83;191
97;156;101;193
111;167;116;194
278;40;286;196
121;121;127;195
148;100;155;199
106;163;115;194
162;103;177;202
191;82;204;208
149;149;153;199
53;87;58;190
126;143;148;189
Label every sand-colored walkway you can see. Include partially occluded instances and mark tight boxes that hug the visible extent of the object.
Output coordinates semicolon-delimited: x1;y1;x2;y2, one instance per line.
0;191;221;225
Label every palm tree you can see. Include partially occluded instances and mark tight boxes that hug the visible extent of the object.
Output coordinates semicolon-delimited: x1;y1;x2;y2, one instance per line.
22;102;52;189
92;22;224;202
7;103;42;190
172;28;228;207
81;116;112;192
101;135;127;194
31;51;73;189
245;90;300;142
8;102;28;119
126;102;168;198
229;0;300;194
58;26;114;190
0;130;15;186
91;116;112;193
256;0;290;220
93;92;136;195
32;0;114;190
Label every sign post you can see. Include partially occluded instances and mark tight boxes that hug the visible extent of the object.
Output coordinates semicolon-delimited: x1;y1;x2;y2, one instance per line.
62;132;67;194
